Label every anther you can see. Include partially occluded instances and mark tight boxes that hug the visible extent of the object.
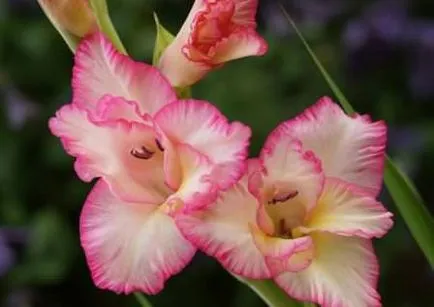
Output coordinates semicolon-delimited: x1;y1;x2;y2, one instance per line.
156;138;164;151
268;190;299;205
130;146;154;159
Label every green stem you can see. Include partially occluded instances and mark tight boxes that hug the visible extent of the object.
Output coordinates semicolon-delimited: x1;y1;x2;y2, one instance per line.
133;293;153;307
384;157;434;266
234;275;302;307
89;0;127;54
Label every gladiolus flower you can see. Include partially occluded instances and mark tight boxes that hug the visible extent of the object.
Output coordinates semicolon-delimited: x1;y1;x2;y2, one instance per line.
38;0;96;37
48;33;251;294
158;0;268;87
177;97;393;307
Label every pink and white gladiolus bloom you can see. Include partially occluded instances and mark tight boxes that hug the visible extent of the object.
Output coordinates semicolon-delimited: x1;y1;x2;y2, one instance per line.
178;98;394;307
158;0;268;87
48;33;251;294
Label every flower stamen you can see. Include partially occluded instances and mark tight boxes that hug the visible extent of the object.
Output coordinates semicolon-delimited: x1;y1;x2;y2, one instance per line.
156;139;164;152
268;190;299;205
130;146;154;159
278;218;293;238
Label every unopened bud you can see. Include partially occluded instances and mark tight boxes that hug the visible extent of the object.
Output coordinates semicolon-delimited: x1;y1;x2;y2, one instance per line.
38;0;96;37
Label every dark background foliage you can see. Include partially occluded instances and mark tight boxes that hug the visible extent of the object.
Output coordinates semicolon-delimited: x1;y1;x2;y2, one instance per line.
1;0;434;306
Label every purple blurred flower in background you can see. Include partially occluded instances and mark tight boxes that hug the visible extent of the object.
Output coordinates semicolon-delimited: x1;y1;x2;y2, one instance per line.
342;0;408;74
344;0;409;49
261;0;347;36
388;127;427;176
289;0;347;27
1;84;39;130
0;227;28;277
407;21;434;99
5;289;33;307
0;233;14;276
342;0;434;99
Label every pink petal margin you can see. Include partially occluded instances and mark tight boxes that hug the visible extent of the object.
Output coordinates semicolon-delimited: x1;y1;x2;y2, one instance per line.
259;133;324;212
273;96;387;197
303;178;394;239
80;180;196;294
176;182;272;279
275;235;381;307
232;0;260;26
212;29;268;64
72;32;176;115
154;99;251;191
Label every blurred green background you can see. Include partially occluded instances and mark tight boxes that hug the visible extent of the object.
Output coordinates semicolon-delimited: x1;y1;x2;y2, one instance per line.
1;0;434;306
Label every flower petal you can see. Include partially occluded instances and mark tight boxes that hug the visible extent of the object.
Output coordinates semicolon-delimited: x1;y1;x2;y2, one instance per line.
232;0;259;26
260;135;324;211
251;226;313;275
49;99;169;204
303;179;393;239
158;42;212;87
93;95;149;123
247;159;275;235
275;233;381;307
276;97;387;196
167;143;218;212
73;32;176;115
212;29;268;64
80;180;196;295
266;247;315;276
176;180;271;278
156;0;212;88
155;99;251;191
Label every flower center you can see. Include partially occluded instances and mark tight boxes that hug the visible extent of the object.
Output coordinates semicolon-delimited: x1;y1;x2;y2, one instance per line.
130;139;164;160
129;138;176;203
264;188;306;239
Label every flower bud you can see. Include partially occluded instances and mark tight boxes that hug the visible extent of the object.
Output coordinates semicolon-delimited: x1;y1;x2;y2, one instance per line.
38;0;96;37
158;0;268;88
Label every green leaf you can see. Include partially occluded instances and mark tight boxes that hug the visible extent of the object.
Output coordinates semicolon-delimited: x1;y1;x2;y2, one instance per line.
134;293;153;307
153;13;192;98
233;275;302;307
280;6;434;268
89;0;127;54
37;2;80;52
279;7;354;115
384;157;434;266
152;12;175;66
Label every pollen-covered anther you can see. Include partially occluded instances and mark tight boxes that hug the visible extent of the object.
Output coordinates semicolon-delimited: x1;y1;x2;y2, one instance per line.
130;146;154;159
155;139;164;152
268;190;299;205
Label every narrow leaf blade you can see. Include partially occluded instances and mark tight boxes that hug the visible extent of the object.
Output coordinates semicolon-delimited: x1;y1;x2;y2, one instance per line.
134;293;153;307
384;157;434;266
234;275;302;307
152;13;175;66
89;0;127;54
